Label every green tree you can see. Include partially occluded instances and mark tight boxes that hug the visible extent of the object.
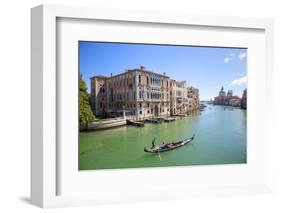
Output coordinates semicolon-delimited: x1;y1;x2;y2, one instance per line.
79;73;95;130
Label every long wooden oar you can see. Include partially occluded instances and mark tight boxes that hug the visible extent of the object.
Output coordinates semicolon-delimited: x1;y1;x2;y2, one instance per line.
158;147;162;161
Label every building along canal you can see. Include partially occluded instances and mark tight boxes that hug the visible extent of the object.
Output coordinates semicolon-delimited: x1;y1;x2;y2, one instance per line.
79;105;247;170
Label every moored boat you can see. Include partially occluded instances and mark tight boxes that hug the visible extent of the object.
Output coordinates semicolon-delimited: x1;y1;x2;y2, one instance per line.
127;119;145;127
87;118;127;131
145;118;162;124
163;117;176;122
144;135;195;153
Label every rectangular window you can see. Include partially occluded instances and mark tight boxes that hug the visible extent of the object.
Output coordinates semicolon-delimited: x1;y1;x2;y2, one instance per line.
110;88;113;102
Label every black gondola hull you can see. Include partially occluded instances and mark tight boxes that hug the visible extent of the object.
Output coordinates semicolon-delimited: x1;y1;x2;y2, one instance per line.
144;136;194;153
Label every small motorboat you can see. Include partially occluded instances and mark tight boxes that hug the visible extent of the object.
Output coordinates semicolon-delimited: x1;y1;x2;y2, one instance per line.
144;135;195;153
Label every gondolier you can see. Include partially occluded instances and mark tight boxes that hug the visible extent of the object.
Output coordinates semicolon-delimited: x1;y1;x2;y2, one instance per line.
151;138;156;148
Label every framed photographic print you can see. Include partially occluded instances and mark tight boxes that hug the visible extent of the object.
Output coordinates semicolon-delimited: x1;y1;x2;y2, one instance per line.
31;4;274;208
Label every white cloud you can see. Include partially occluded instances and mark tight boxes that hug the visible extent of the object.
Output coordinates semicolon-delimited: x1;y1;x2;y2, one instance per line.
224;52;236;63
230;75;247;86
224;57;230;63
238;52;246;60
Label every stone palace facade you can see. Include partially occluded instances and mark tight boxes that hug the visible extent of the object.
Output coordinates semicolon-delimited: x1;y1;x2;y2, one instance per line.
90;66;200;120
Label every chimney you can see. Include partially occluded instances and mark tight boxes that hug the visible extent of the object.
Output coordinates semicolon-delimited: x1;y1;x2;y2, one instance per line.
110;73;113;77
140;66;145;71
163;72;166;76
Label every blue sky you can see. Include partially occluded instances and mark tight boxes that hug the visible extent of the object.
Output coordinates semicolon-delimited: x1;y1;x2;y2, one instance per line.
79;41;247;100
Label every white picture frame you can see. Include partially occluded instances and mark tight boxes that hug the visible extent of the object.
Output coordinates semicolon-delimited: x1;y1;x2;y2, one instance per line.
31;4;274;208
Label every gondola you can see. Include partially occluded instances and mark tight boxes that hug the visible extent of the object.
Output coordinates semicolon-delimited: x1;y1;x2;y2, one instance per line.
144;135;195;153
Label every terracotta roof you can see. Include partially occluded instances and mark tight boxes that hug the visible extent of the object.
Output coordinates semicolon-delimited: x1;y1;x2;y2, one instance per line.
90;67;170;79
127;68;169;78
90;75;108;79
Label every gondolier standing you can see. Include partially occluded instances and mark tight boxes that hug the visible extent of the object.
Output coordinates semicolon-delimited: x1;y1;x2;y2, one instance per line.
151;138;156;148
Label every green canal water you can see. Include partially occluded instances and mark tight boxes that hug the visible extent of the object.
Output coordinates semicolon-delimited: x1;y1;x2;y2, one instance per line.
79;105;247;170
